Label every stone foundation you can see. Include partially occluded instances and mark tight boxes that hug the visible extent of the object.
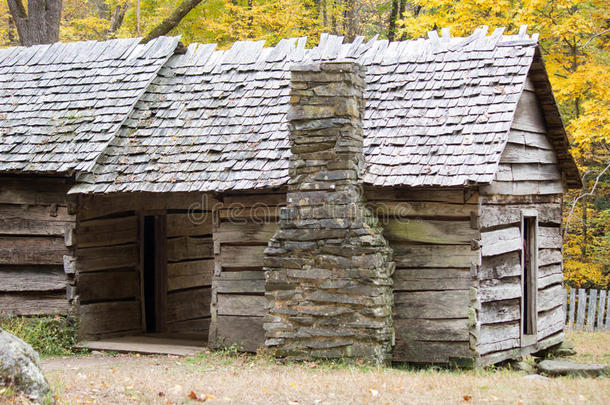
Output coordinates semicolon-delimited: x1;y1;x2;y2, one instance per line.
263;62;395;365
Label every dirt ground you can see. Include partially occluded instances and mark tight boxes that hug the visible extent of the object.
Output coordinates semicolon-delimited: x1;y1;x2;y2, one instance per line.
19;331;610;404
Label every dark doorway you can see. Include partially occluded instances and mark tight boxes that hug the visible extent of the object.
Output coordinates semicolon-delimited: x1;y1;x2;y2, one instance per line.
142;215;167;333
522;216;538;338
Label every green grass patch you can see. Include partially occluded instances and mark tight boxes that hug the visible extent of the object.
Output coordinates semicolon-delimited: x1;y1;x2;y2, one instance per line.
0;314;87;357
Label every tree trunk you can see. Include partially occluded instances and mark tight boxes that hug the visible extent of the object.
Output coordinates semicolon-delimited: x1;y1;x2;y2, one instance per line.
7;0;62;46
141;0;203;43
388;0;399;41
109;3;129;33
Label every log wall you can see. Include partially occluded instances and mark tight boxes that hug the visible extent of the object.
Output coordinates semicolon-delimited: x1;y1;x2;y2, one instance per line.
366;187;480;364
476;78;567;365
0;176;75;316
75;192;216;340
209;191;282;352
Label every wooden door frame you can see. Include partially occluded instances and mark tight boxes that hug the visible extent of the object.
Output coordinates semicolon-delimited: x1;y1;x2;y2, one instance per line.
520;209;538;347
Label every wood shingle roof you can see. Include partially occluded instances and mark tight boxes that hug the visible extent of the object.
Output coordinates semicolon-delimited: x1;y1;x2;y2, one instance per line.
0;36;180;174
0;28;580;192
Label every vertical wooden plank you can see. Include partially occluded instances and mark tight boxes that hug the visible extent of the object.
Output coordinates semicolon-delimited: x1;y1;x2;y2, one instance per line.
586;289;597;331
605;291;610;330
576;289;587;330
596;290;606;331
562;288;567;326
567;288;576;329
155;214;168;333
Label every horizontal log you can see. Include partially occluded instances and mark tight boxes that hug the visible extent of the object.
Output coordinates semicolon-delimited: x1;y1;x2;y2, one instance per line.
0;203;73;236
0;267;66;292
479;299;520;324
507;129;553;150
392;340;473;363
479;203;561;229
539;249;562;267
0;292;69;315
394;318;469;342
78;192;218;220
370;201;477;218
214;222;278;244
479;251;521;280
219;206;281;220
0;177;70;205
217;270;265;280
537;306;564;339
480;226;521;257
539;226;562;249
167;236;213;262
167;288;212;322
392;244;479;268
217;294;267;317
478;283;521;303
478;321;521;355
218;245;266;268
78;270;139;303
220;193;286;209
0;236;68;265
167;259;214;291
167;213;213;237
213;315;265;352
365;187;478;204
79;301;141;337
538;273;563;290
394;290;469;319
383;219;477;245
166;317;211;336
480;194;562;205
500;144;557;164
76;216;138;248
538;284;564;312
481;180;564;196
495;164;561;182
393;268;471;291
214;279;265;294
77;244;139;272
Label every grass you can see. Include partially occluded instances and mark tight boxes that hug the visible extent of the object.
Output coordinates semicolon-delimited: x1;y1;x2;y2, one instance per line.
0;314;87;357
30;330;608;404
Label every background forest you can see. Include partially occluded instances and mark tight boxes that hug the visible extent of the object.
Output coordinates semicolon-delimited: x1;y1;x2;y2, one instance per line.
1;0;608;289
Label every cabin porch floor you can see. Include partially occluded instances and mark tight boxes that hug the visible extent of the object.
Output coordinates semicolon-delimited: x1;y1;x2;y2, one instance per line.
77;334;207;356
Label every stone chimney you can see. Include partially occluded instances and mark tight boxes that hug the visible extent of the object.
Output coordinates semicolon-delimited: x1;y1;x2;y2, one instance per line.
263;62;395;365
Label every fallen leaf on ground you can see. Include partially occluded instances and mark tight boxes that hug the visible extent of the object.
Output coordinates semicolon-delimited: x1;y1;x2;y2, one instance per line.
463;394;472;402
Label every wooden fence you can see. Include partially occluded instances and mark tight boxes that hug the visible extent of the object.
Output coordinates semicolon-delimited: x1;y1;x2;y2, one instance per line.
564;288;610;331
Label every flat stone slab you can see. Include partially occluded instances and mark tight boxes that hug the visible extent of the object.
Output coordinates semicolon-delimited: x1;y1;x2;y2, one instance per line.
537;360;609;377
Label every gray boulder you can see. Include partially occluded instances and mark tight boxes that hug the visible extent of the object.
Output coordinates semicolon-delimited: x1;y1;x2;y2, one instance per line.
537;359;609;377
0;328;52;402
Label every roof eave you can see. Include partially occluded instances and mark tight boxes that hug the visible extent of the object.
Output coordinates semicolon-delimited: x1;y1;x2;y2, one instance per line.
528;46;582;189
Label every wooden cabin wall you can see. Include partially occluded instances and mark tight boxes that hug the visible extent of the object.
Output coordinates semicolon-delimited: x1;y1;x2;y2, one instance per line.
75;192;216;340
365;187;480;364
209;191;282;352
0;176;74;316
75;196;141;339
166;208;214;337
476;79;566;365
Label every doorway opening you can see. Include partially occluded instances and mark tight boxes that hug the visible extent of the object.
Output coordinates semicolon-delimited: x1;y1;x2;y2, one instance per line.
522;215;538;342
142;215;167;333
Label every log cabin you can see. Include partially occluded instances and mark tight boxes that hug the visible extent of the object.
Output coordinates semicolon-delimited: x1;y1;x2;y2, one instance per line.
0;27;581;366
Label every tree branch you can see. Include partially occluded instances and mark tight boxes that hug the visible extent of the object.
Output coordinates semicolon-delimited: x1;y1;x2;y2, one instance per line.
564;161;610;237
580;29;610;49
141;0;203;43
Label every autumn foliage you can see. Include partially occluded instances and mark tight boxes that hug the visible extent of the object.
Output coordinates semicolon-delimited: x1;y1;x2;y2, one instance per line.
0;0;607;288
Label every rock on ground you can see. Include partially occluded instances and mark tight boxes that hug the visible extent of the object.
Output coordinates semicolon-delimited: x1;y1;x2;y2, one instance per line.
0;328;52;402
537;360;609;377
